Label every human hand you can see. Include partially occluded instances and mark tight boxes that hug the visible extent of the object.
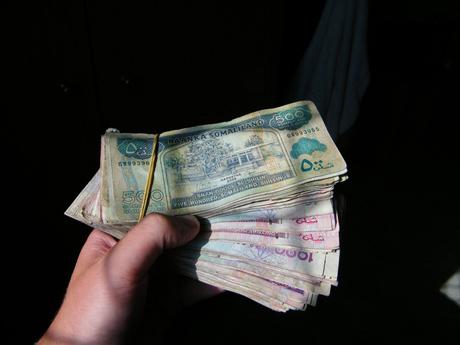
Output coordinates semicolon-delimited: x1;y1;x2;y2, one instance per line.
39;214;219;345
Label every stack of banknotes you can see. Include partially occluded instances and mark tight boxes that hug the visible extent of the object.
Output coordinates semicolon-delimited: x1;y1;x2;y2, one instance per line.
66;101;347;311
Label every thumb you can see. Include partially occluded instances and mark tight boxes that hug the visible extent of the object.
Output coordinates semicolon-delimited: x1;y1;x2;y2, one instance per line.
70;229;118;283
106;213;200;285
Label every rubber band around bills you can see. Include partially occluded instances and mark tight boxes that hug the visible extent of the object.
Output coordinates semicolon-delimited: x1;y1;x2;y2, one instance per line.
138;134;159;222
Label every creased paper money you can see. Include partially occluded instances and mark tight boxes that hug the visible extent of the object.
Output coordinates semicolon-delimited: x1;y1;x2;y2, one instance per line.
65;101;347;311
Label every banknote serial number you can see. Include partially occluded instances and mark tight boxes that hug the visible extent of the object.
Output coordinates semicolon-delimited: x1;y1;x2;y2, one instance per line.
286;127;321;138
118;160;150;167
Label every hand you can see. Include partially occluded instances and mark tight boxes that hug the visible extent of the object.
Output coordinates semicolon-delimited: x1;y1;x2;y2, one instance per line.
39;214;220;345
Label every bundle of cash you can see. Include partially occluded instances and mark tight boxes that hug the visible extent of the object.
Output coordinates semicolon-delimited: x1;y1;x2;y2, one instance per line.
66;101;347;311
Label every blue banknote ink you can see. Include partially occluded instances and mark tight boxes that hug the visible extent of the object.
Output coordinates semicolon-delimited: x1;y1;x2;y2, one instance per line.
268;106;312;130
290;138;327;159
117;138;153;160
301;159;314;172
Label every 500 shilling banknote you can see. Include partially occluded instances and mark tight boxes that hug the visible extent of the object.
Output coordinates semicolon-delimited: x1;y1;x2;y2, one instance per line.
66;101;347;311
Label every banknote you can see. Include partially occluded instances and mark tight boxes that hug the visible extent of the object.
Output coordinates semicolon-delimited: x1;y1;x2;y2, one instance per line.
100;101;347;223
172;246;332;311
177;260;309;307
65;100;347;311
176;265;297;312
173;240;340;280
171;252;332;295
208;199;336;228
198;227;340;250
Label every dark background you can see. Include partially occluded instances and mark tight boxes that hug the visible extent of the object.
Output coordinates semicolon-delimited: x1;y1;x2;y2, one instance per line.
6;0;460;344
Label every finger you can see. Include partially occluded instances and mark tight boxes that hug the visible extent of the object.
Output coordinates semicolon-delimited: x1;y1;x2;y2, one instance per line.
107;213;200;285
71;229;118;282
